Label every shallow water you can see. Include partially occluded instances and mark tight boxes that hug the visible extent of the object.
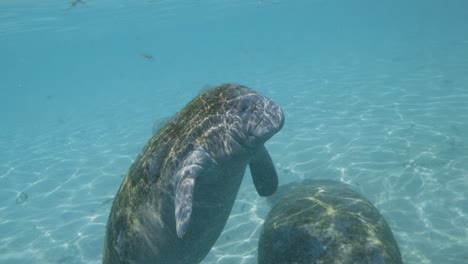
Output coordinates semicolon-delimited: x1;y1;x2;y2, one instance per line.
1;0;468;263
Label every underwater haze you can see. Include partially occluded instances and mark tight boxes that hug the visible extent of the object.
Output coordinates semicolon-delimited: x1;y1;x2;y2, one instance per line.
1;0;468;263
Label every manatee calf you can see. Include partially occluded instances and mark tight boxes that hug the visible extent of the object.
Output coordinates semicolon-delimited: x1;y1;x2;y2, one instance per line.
258;180;402;264
103;83;284;263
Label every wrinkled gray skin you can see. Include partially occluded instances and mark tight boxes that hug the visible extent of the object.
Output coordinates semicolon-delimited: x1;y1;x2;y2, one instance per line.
104;83;284;264
258;180;403;264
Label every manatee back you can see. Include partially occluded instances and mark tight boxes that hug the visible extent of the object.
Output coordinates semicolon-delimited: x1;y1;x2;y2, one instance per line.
258;180;403;264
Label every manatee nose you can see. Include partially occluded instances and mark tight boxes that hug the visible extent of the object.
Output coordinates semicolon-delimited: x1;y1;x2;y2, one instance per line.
265;100;285;132
252;99;284;141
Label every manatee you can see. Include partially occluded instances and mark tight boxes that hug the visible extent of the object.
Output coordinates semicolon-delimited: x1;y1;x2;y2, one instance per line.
258;179;402;264
103;83;284;263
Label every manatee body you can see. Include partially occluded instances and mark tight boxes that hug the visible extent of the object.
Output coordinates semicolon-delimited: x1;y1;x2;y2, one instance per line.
103;83;284;263
258;180;402;264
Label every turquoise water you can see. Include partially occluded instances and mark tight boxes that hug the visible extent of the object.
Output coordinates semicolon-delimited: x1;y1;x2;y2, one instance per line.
1;0;468;263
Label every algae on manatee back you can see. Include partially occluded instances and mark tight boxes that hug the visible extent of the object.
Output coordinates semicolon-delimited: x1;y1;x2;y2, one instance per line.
259;180;402;264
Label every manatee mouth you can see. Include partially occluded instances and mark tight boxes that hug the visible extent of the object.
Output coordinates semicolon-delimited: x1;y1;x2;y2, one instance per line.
227;114;271;150
250;116;269;143
227;130;255;150
226;95;284;150
251;103;284;143
229;115;280;150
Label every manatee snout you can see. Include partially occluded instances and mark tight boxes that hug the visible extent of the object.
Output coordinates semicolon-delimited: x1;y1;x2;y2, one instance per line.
226;92;284;150
251;98;284;143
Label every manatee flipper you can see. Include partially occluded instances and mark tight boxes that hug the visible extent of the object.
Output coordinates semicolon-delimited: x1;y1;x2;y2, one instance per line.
175;168;196;238
175;149;217;238
249;145;278;197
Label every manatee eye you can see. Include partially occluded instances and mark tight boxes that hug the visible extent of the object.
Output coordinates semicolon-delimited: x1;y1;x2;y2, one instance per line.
240;104;249;113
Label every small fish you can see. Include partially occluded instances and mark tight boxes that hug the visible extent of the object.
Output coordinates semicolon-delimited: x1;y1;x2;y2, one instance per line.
66;0;86;10
71;0;86;7
141;53;155;61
